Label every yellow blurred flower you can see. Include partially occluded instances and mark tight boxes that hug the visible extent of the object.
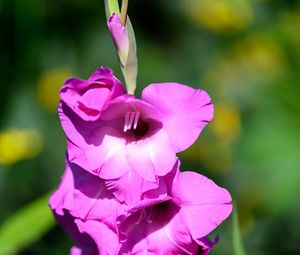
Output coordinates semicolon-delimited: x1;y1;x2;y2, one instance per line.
212;104;241;144
235;35;286;77
0;128;43;165
37;68;72;111
183;0;253;34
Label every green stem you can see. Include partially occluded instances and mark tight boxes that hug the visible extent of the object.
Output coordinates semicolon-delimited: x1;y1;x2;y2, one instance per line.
233;203;246;255
104;0;120;19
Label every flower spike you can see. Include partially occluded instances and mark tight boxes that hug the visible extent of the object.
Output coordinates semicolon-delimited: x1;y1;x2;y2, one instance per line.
50;1;232;253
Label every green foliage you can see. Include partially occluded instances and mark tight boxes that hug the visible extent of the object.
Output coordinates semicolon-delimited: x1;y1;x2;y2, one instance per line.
233;204;246;255
0;193;55;255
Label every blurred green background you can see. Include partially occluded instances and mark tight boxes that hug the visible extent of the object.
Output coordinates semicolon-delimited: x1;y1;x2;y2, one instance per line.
0;0;300;254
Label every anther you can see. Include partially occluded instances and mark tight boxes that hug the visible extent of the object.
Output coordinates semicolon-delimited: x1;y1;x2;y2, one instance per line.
123;112;131;132
124;112;140;132
133;112;140;129
128;112;135;130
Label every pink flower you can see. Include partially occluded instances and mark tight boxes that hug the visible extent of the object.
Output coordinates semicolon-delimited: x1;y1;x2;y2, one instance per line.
60;67;125;121
49;159;174;254
118;162;232;254
50;160;231;254
60;78;213;192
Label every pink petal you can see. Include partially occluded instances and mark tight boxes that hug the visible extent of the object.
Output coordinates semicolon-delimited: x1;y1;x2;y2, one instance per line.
88;67;113;82
119;202;199;254
66;123;131;179
88;67;125;99
61;100;131;179
101;95;177;181
142;82;214;152
101;94;161;122
86;126;131;179
163;205;199;254
53;212;98;255
125;129;177;182
75;219;120;255
60;67;125;121
50;161;127;229
49;162;74;215
172;171;232;239
69;162;127;228
59;101;102;149
77;86;110;115
105;171;159;205
128;182;171;213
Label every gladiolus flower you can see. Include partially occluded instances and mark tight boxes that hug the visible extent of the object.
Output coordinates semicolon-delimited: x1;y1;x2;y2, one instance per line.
51;160;231;254
49;159;175;254
59;72;214;190
118;161;232;254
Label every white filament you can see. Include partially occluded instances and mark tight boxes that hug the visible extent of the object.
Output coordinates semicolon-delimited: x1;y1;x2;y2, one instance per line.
123;111;140;132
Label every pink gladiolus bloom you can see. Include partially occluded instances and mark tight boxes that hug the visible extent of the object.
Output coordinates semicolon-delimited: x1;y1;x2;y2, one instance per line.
49;159;174;254
50;160;232;255
59;71;214;192
51;160;231;254
60;67;125;121
118;162;232;254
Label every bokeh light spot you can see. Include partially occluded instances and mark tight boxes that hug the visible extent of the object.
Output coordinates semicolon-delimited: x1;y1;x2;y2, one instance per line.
0;128;43;166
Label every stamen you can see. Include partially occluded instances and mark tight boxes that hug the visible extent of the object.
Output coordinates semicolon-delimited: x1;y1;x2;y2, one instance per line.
123;112;131;132
124;111;141;132
128;112;135;130
133;112;140;129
